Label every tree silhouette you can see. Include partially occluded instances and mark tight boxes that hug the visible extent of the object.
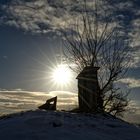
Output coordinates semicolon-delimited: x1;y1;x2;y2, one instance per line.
63;0;130;116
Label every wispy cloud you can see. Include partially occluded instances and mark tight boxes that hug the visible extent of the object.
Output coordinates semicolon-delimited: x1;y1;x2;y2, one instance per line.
119;78;140;88
127;100;140;114
124;100;140;123
0;90;78;115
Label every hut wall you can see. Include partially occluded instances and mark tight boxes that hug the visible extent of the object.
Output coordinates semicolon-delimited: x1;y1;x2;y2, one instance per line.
77;67;100;112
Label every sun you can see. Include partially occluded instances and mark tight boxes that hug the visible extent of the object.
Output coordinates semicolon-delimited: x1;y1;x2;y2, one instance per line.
52;64;72;86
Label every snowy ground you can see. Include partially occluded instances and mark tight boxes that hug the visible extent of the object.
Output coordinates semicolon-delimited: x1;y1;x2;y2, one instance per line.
0;110;140;140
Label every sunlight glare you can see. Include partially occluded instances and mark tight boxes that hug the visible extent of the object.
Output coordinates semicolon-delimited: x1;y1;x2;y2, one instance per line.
52;64;72;86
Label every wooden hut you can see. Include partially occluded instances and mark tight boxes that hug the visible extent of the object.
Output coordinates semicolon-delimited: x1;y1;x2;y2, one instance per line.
76;66;100;112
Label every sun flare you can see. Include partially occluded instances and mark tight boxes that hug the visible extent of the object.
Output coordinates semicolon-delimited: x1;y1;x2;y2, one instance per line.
52;64;72;86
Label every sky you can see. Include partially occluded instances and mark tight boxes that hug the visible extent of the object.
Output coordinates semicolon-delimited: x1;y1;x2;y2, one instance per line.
0;0;140;123
0;25;76;92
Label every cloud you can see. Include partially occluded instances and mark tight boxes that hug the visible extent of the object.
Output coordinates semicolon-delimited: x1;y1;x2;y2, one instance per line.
115;1;134;11
119;78;140;88
0;0;79;34
124;100;140;123
131;52;140;68
0;90;77;115
127;100;140;114
0;0;140;66
48;91;78;109
1;1;52;33
0;0;136;33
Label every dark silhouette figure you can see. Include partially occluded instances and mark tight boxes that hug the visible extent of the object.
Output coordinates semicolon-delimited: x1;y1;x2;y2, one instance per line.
38;96;57;110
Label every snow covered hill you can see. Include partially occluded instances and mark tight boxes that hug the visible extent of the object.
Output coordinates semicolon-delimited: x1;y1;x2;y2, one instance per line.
0;110;140;140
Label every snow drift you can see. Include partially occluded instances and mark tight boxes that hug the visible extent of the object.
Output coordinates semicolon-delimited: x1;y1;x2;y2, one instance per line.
0;110;140;140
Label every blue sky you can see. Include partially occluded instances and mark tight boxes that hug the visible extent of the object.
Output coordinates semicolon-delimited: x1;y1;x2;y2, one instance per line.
0;25;75;92
0;0;140;122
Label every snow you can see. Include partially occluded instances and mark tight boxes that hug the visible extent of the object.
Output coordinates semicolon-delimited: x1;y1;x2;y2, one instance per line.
0;110;140;140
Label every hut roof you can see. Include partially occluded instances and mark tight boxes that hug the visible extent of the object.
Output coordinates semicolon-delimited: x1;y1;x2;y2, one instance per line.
76;66;100;79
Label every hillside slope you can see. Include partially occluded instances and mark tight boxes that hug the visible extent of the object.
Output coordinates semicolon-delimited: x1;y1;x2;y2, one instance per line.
0;110;140;140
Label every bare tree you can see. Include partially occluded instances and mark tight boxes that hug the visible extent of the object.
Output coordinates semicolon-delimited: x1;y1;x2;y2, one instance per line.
63;0;130;116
